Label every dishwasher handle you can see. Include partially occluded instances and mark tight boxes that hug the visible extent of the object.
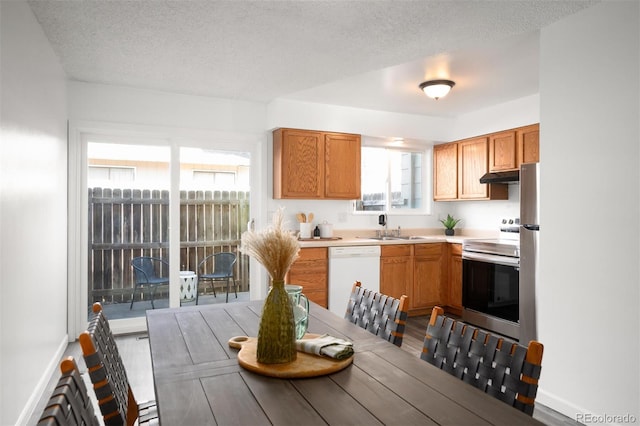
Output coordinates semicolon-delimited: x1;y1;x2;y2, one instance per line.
329;246;381;258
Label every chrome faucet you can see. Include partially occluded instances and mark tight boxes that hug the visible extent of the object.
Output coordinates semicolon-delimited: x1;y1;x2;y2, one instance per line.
378;214;387;236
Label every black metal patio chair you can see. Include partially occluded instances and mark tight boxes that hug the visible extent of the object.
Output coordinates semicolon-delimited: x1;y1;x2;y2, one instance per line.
130;257;169;309
197;252;237;303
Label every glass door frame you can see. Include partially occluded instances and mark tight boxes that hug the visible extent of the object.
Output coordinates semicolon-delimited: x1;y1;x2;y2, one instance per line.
68;120;265;337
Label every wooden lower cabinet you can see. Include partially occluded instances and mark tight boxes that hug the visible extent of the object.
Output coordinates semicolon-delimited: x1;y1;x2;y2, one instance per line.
286;247;328;308
380;245;413;305
291;243;461;315
447;244;463;315
412;243;446;316
381;243;449;316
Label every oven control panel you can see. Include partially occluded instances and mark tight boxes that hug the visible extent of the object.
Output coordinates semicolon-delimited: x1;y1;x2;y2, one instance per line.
500;217;520;233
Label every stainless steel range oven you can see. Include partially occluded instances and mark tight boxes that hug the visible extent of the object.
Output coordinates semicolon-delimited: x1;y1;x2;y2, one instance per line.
462;233;520;340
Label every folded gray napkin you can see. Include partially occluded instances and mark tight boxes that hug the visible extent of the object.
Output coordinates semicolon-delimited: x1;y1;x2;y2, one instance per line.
295;334;354;360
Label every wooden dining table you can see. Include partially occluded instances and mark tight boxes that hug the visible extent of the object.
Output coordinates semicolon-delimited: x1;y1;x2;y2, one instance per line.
146;300;543;425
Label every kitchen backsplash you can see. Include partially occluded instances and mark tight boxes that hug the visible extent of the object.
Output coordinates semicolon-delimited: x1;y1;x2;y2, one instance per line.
267;184;519;232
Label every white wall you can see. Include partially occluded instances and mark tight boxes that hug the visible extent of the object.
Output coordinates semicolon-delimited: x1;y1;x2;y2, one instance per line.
69;81;267;134
538;1;639;422
450;94;540;141
0;3;69;425
267;98;454;142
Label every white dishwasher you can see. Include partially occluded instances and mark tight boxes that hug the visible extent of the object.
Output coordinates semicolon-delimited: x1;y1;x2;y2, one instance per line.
328;246;381;316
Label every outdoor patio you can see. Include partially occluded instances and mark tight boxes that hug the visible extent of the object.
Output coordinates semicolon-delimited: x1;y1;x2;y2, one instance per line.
100;290;251;320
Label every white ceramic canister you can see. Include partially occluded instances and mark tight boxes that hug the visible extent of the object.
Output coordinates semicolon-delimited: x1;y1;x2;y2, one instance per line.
319;221;333;238
299;222;312;239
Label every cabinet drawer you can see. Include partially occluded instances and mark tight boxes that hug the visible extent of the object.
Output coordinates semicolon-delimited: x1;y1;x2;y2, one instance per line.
449;243;462;256
381;244;412;257
287;260;327;289
304;291;327;308
297;247;327;261
414;243;443;257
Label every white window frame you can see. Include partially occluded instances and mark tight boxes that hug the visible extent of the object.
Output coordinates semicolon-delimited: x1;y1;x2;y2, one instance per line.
354;141;432;216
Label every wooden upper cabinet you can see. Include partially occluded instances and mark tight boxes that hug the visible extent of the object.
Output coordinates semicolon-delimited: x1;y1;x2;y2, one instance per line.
488;124;540;171
324;132;361;199
273;128;361;199
433;137;507;201
459;137;495;199
489;131;517;171
517;124;540;165
433;124;540;201
433;142;458;200
273;128;323;198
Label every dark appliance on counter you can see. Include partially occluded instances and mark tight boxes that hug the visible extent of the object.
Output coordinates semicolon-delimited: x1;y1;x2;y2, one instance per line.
462;228;520;340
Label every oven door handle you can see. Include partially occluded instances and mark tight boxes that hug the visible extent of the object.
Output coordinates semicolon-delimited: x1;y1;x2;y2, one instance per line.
462;251;520;268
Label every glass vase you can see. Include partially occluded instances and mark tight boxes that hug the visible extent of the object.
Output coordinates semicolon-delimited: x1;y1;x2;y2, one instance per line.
257;279;297;364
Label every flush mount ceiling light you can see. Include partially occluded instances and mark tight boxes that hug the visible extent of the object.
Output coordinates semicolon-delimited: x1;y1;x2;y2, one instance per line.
419;79;455;100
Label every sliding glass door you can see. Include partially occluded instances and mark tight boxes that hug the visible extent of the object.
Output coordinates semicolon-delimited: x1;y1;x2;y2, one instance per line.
87;141;171;319
69;126;258;336
177;147;251;307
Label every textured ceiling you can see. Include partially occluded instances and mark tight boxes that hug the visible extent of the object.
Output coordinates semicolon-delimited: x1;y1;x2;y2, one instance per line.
27;1;597;117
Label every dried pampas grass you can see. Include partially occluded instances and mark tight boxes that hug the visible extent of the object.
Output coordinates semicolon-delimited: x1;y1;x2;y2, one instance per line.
240;208;300;282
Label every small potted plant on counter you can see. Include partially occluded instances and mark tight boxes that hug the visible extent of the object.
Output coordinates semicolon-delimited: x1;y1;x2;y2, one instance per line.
439;214;461;236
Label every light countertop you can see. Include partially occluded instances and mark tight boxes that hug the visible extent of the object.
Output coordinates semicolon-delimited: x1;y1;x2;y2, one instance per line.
296;228;496;248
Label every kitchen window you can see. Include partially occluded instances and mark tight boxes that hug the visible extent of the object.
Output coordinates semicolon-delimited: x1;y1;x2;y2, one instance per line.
354;146;428;213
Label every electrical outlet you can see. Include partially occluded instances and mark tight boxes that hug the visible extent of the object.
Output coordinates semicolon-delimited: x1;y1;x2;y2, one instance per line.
338;212;348;222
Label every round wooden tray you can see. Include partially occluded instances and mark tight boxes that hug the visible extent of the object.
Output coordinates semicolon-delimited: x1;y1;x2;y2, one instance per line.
228;335;353;378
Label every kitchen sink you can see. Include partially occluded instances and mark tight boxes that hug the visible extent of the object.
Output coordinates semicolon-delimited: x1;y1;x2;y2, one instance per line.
357;235;433;241
357;236;405;241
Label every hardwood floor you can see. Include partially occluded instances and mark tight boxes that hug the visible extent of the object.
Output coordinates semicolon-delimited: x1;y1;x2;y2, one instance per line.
29;314;580;425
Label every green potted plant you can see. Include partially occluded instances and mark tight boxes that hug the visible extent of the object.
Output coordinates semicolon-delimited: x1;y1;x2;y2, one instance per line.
439;214;461;236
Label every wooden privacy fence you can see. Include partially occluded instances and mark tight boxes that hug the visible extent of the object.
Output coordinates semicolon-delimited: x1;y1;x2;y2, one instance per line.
89;187;250;304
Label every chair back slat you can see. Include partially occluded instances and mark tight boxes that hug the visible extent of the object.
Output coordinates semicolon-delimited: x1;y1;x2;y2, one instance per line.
37;356;100;426
80;303;139;426
345;281;409;347
421;306;544;416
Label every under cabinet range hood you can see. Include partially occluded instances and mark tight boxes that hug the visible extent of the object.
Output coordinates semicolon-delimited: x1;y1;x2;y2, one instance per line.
479;170;520;184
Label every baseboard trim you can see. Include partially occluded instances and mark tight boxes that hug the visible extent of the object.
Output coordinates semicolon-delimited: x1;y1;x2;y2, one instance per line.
536;387;590;424
15;334;68;426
